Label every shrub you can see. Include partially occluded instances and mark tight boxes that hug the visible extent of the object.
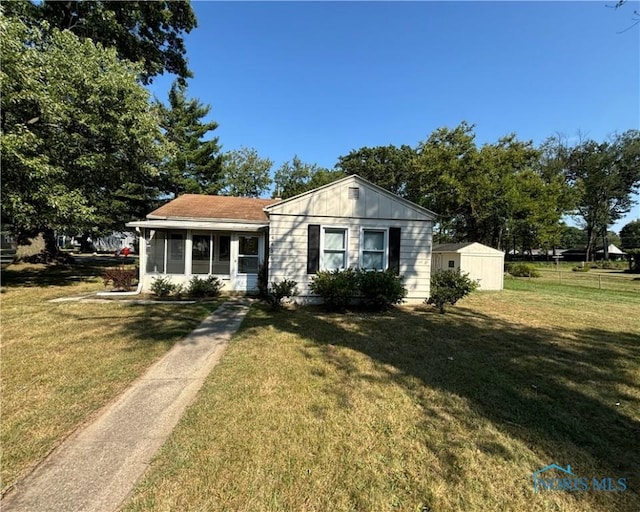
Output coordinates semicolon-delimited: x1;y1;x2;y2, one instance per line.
572;263;591;272
427;268;479;314
309;268;359;311
626;249;640;273
266;279;298;308
150;277;182;298
356;269;407;310
187;275;223;298
102;267;137;290
508;263;540;278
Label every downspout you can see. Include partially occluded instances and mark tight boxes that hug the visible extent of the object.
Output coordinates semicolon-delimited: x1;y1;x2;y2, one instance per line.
96;227;143;296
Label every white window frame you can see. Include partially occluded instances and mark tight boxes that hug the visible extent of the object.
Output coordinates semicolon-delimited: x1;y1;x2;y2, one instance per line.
320;226;349;271
359;228;389;271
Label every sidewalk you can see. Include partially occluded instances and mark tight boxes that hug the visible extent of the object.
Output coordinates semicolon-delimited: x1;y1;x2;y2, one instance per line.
2;298;253;512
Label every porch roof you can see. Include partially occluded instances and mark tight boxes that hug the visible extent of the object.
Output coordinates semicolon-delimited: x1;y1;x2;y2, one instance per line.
147;194;279;222
126;219;268;232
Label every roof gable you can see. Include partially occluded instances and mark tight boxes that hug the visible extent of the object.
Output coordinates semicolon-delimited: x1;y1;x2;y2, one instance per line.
148;194;279;222
264;175;437;221
433;242;504;255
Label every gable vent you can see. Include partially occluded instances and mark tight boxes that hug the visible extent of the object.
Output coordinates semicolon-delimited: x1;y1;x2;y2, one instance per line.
348;187;360;199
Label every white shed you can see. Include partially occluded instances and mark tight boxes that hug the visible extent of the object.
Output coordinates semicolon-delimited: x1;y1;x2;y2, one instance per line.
432;242;505;290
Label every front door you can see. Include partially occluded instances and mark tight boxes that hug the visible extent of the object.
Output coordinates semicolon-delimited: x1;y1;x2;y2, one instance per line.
231;233;262;292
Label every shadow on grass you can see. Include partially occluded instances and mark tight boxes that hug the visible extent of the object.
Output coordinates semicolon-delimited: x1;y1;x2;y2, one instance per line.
0;257;136;289
243;303;640;508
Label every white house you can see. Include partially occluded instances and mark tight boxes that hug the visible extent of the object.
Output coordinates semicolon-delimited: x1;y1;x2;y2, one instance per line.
127;175;437;303
432;242;505;290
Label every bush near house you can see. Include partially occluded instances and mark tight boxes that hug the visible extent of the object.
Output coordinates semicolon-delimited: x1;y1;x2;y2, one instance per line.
310;268;407;311
187;276;223;298
427;268;479;313
309;268;360;311
150;277;184;298
356;268;407;310
266;279;298;309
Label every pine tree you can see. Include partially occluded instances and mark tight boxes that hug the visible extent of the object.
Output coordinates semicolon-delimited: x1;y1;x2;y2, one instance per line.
155;80;222;197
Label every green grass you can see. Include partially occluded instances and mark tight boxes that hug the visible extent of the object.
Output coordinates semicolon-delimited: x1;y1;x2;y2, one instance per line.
0;261;221;492
507;267;639;293
123;287;640;511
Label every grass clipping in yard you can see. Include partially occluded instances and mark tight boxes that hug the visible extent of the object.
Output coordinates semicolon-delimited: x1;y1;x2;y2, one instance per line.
0;263;220;492
125;284;639;512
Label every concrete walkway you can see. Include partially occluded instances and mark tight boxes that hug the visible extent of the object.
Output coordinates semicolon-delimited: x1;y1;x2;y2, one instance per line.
2;298;253;512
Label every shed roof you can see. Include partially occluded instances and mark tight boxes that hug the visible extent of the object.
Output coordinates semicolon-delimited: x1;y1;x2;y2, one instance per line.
147;194;280;223
433;242;504;255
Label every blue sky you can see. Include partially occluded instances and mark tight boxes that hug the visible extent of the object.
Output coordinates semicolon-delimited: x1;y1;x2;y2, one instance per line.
148;1;640;232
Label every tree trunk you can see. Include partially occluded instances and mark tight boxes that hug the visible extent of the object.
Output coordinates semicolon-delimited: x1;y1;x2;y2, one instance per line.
585;225;595;262
42;228;59;258
602;229;609;261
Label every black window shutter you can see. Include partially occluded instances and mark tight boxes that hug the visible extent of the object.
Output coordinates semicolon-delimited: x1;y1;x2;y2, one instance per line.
307;224;320;274
389;227;401;275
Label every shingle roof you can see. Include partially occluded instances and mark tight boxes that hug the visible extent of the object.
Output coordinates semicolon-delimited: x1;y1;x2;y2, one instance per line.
148;194;280;222
432;242;476;252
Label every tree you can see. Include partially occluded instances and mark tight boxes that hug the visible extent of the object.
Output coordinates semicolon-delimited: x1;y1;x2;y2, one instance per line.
620;220;640;249
336;144;419;199
4;0;197;83
155;80;222;197
560;225;588;248
558;131;640;261
219;147;273;197
273;156;344;199
0;13;163;255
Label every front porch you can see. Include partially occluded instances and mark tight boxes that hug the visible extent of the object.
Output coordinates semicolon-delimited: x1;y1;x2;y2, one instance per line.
128;221;267;293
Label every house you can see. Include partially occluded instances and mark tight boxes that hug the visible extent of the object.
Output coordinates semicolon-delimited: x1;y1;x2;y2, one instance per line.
127;175;437;303
595;244;626;261
562;244;626;262
432;242;505;290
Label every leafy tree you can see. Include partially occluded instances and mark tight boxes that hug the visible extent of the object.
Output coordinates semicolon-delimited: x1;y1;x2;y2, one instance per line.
620;220;640;249
155;80;222;197
273;156;344;199
557;131;640;260
336;144;419;199
0;13;162;255
219;147;273;197
560;225;588;248
5;0;197;83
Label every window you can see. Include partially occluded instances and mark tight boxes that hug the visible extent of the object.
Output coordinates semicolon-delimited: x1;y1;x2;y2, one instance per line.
238;235;259;274
322;228;347;270
192;233;212;274
145;230;165;273
166;232;185;274
360;229;387;270
213;235;231;275
448;260;455;268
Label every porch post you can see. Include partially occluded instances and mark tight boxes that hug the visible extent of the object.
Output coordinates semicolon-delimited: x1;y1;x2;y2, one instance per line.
185;229;193;276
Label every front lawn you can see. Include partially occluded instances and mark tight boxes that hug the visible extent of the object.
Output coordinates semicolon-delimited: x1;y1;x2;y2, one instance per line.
123;285;639;511
0;261;220;492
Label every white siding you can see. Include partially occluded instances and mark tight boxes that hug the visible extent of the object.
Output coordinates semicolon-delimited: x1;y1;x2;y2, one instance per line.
431;244;505;291
268;176;435;222
268;214;433;303
459;254;504;290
